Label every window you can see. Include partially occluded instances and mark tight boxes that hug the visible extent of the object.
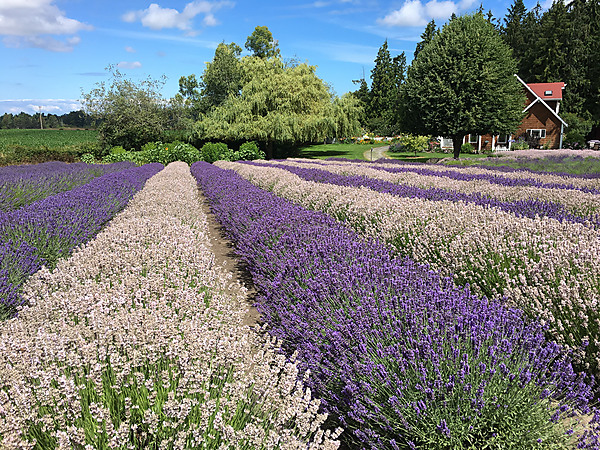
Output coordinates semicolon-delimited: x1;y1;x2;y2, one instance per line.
527;129;546;139
497;134;508;144
469;134;478;144
544;90;553;96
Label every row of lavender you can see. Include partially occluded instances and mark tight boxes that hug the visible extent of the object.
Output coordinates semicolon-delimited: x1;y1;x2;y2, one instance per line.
0;161;136;212
0;162;162;316
192;161;599;449
0;162;338;449
220;159;600;377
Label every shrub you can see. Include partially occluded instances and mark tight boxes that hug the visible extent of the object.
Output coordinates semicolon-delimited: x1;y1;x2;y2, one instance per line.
511;138;529;150
389;134;430;154
201;142;231;163
79;153;96;164
232;141;266;161
461;142;475;153
563;112;594;149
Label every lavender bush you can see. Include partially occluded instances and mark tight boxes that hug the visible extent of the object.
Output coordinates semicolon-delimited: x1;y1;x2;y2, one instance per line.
0;162;340;449
219;161;600;377
285;158;600;219
191;161;599;449
247;160;599;228
0;161;135;212
0;163;162;316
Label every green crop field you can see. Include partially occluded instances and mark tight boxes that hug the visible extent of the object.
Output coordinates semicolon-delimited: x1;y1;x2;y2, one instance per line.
0;129;98;165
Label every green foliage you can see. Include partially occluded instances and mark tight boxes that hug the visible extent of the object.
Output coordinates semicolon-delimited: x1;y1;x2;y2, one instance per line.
389;134;430;154
233;141;265;161
80;153;96;164
200;142;231;163
461;142;475;153
82;65;168;151
194;57;361;158
414;19;438;59
0;129;98;165
200;42;243;110
101;142;201;166
511;138;528;150
245;26;280;59
24;355;299;449
403;13;525;159
563;112;594;149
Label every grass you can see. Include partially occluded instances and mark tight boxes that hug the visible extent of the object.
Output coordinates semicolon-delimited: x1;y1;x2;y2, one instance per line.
297;143;375;160
297;143;489;163
0;129;98;165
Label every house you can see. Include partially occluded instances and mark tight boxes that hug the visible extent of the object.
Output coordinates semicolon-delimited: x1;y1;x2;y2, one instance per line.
440;75;568;152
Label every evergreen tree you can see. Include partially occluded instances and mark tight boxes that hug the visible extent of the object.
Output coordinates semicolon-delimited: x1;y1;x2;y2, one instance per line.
501;0;526;62
403;13;524;159
368;40;398;134
414;20;437;59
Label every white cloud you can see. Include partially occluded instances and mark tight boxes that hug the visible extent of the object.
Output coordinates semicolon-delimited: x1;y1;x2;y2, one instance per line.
122;1;233;32
0;98;83;115
116;61;142;69
378;0;464;27
0;0;91;51
125;46;136;53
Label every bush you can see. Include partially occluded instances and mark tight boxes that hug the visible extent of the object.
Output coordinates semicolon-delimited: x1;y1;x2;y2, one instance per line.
80;153;96;164
201;142;231;163
563;112;593;149
461;142;474;153
142;141;201;166
511;139;528;150
389;134;430;154
232;141;266;161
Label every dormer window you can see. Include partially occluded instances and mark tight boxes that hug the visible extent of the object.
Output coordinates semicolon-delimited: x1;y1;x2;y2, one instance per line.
544;90;553;96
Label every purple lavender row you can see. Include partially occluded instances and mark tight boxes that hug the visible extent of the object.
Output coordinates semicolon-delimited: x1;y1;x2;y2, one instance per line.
0;163;163;315
0;161;136;212
191;161;598;449
303;157;600;195
247;161;600;229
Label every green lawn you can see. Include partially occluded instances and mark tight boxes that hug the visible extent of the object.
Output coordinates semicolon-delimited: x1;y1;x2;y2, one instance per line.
297;143;375;160
297;143;489;163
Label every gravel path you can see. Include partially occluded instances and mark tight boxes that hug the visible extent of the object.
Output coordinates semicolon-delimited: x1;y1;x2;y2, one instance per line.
364;145;390;161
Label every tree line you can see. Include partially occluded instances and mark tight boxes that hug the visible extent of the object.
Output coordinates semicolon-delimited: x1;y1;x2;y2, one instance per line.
0;110;94;130
82;2;600;160
355;0;600;145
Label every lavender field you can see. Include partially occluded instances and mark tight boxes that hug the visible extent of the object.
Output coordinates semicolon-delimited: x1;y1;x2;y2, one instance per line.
2;158;600;449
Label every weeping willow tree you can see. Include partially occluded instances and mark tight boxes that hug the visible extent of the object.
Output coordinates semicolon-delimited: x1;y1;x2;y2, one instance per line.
193;56;361;158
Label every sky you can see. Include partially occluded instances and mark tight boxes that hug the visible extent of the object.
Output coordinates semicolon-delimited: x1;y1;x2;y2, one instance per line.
0;0;555;116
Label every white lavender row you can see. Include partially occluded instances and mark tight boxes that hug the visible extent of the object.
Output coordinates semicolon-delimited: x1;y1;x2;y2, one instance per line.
281;159;600;219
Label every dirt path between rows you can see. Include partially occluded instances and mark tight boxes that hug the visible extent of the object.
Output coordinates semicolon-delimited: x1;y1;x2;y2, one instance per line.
364;145;390;161
199;194;261;328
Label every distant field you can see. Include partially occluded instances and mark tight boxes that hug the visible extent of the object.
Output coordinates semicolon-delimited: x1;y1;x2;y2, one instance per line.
0;129;98;165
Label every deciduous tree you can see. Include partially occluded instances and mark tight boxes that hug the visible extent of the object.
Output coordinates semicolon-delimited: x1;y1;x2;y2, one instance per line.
82;65;167;152
194;57;360;158
403;13;524;159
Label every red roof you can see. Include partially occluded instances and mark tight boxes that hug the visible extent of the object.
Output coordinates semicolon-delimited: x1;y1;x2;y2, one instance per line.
527;82;565;100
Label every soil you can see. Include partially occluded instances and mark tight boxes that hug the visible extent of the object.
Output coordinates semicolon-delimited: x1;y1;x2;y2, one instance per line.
199;195;261;328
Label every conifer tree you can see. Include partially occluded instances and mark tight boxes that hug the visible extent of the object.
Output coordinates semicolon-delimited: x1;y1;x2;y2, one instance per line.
414;20;437;59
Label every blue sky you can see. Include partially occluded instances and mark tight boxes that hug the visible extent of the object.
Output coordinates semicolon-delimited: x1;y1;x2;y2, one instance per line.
0;0;554;115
